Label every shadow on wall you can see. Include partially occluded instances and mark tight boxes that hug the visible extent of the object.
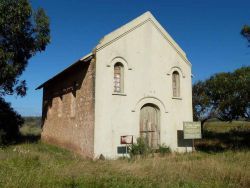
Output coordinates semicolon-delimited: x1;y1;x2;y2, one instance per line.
41;62;90;127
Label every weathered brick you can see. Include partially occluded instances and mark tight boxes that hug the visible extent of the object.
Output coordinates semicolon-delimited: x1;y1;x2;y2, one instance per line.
41;59;95;158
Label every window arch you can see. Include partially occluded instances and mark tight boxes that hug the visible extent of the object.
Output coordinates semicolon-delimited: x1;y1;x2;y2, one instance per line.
114;62;124;93
172;71;180;97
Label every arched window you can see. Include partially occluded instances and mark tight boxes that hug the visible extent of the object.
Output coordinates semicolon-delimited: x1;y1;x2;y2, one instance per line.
172;71;180;97
114;62;124;93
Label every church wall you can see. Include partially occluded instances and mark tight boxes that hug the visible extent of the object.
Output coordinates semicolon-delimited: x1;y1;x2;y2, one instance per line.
94;19;193;159
41;60;95;158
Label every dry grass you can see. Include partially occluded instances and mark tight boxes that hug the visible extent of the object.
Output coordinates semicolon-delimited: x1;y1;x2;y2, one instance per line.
204;121;250;133
0;120;249;187
19;117;41;136
196;121;250;152
0;142;249;188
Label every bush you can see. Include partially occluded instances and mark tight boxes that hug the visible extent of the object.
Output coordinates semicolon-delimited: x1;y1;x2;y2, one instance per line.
129;138;172;158
129;137;151;157
0;97;23;145
156;144;171;156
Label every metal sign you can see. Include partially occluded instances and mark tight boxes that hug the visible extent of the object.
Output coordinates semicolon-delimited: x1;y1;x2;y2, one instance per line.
120;135;133;144
183;122;202;139
117;146;127;154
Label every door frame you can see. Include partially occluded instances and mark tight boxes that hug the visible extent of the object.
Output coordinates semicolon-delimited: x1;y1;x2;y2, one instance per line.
139;103;161;149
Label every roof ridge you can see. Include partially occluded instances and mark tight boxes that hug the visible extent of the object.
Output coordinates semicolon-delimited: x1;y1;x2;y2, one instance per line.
95;11;190;65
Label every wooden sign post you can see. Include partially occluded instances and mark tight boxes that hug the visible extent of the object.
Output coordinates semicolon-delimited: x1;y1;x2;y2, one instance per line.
120;135;133;155
183;122;202;152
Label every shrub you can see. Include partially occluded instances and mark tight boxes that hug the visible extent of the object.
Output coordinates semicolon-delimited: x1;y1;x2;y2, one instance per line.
129;137;151;157
157;144;171;156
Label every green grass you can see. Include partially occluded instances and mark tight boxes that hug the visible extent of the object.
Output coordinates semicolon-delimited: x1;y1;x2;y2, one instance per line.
0;143;249;188
196;121;250;152
204;121;250;133
0;120;249;188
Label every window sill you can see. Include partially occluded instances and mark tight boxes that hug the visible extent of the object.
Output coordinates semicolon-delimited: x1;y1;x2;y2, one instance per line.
112;92;127;96
172;97;182;100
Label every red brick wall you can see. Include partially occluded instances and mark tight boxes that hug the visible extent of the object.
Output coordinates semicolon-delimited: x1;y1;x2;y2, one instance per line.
41;59;95;158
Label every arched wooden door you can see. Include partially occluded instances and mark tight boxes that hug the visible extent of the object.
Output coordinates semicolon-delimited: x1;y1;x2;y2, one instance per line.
140;104;160;149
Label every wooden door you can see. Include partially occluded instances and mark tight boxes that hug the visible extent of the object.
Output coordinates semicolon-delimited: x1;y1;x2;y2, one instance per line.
140;104;160;149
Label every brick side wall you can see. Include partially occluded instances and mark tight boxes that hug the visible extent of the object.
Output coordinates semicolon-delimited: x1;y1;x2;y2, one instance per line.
41;59;95;158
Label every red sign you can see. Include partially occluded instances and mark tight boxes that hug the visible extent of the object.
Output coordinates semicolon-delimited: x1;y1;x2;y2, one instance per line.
120;135;133;144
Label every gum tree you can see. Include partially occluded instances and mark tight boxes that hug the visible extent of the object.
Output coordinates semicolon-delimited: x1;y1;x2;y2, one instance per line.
0;0;50;143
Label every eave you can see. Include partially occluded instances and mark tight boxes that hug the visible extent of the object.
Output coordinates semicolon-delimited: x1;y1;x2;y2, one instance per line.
36;53;93;90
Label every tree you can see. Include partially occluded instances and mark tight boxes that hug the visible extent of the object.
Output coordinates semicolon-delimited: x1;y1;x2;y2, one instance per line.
241;25;250;45
0;97;23;144
193;66;250;130
0;0;50;144
0;0;50;97
192;81;212;124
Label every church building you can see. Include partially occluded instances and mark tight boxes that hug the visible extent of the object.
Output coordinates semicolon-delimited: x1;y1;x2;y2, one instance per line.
37;11;193;159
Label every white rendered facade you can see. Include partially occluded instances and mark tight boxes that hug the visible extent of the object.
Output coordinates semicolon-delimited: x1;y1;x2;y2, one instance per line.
93;12;193;159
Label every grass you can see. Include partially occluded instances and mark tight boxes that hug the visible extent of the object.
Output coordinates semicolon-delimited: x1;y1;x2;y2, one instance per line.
0;119;249;188
196;121;250;152
0;143;249;188
203;120;250;133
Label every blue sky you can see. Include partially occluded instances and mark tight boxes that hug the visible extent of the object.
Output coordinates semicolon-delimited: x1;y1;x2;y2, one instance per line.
4;0;250;116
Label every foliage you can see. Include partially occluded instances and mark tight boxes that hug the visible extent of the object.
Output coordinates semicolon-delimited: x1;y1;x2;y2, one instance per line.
193;66;250;127
129;138;171;157
0;0;50;97
0;97;23;145
20;116;41;136
241;25;250;45
129;137;151;157
0;0;49;145
192;80;211;123
156;144;171;156
20;122;41;137
23;116;41;126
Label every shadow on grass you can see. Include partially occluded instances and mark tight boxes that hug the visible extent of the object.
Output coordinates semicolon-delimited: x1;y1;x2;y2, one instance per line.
18;134;41;144
0;134;41;148
195;128;250;152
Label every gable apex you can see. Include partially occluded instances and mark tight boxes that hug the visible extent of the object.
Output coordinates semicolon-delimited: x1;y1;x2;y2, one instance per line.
96;11;191;65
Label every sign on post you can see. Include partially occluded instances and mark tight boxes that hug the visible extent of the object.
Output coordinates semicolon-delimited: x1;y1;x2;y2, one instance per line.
183;122;201;152
119;135;133;155
120;135;133;144
183;122;202;139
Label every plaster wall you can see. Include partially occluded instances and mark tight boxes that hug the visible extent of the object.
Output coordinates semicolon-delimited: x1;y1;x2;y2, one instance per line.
94;19;193;159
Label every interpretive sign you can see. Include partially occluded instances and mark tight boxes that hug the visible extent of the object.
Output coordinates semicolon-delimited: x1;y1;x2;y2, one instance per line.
183;122;202;139
119;135;133;154
117;146;127;154
120;135;133;144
